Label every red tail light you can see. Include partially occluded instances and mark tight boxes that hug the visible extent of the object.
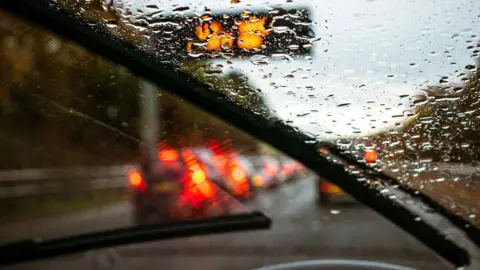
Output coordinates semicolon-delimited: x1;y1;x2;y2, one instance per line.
191;169;206;184
181;149;214;202
231;165;251;197
364;150;378;163
184;168;214;206
129;171;146;191
158;148;179;162
194;180;214;198
231;166;247;183
129;171;142;186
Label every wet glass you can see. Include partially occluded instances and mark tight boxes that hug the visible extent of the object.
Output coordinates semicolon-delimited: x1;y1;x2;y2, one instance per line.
48;0;480;228
0;9;269;242
0;3;469;270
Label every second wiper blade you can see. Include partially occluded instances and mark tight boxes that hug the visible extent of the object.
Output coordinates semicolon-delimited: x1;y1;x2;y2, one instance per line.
0;212;271;267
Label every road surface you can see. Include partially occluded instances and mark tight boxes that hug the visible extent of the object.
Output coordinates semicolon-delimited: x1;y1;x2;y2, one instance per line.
3;177;453;270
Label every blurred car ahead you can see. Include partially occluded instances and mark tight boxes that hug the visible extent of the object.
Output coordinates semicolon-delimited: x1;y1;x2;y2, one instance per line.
129;148;217;225
236;154;259;191
249;155;282;189
317;148;378;205
192;147;254;201
278;155;301;182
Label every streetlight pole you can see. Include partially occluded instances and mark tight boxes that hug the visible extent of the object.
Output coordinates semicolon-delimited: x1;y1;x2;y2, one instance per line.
140;80;159;171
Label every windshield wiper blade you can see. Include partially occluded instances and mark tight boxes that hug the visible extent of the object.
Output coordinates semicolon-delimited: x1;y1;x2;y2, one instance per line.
0;0;474;268
0;212;271;267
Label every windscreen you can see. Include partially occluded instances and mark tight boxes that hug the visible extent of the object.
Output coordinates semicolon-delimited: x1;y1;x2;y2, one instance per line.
52;0;480;228
1;0;480;269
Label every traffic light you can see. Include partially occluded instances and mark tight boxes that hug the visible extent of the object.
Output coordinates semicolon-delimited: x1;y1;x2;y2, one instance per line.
148;6;315;60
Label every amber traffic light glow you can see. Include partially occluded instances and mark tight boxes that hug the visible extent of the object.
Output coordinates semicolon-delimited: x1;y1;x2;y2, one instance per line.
189;16;270;52
237;16;269;50
151;7;314;59
237;33;263;50
237;16;269;35
190;21;234;51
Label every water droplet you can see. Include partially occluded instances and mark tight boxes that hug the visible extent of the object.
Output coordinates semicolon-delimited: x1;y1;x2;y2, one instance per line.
296;112;310;118
419;116;433;124
330;209;340;215
188;52;205;58
172;6;190;12
146;4;160;9
287;44;300;50
204;69;223;75
461;142;470;148
465;64;475;70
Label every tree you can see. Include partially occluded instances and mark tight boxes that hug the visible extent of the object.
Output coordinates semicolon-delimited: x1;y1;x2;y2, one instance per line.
369;64;480;163
182;60;270;118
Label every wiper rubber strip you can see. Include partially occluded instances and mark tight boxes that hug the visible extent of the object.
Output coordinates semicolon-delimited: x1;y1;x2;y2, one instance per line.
0;212;271;266
0;0;475;267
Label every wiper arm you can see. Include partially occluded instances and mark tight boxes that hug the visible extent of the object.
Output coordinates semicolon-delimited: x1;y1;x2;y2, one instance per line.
0;212;271;267
0;0;475;268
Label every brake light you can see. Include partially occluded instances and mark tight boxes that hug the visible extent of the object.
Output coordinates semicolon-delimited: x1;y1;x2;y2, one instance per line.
158;148;179;162
129;171;144;189
364;150;378;163
184;168;214;205
231;166;247;183
191;169;206;184
195;180;214;198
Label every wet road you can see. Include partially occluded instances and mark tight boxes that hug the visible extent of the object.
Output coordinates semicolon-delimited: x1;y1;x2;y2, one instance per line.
3;177;452;270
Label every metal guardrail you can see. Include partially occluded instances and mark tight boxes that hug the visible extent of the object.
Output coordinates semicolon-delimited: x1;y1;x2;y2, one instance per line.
0;165;138;182
0;162;476;199
0;165;139;199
